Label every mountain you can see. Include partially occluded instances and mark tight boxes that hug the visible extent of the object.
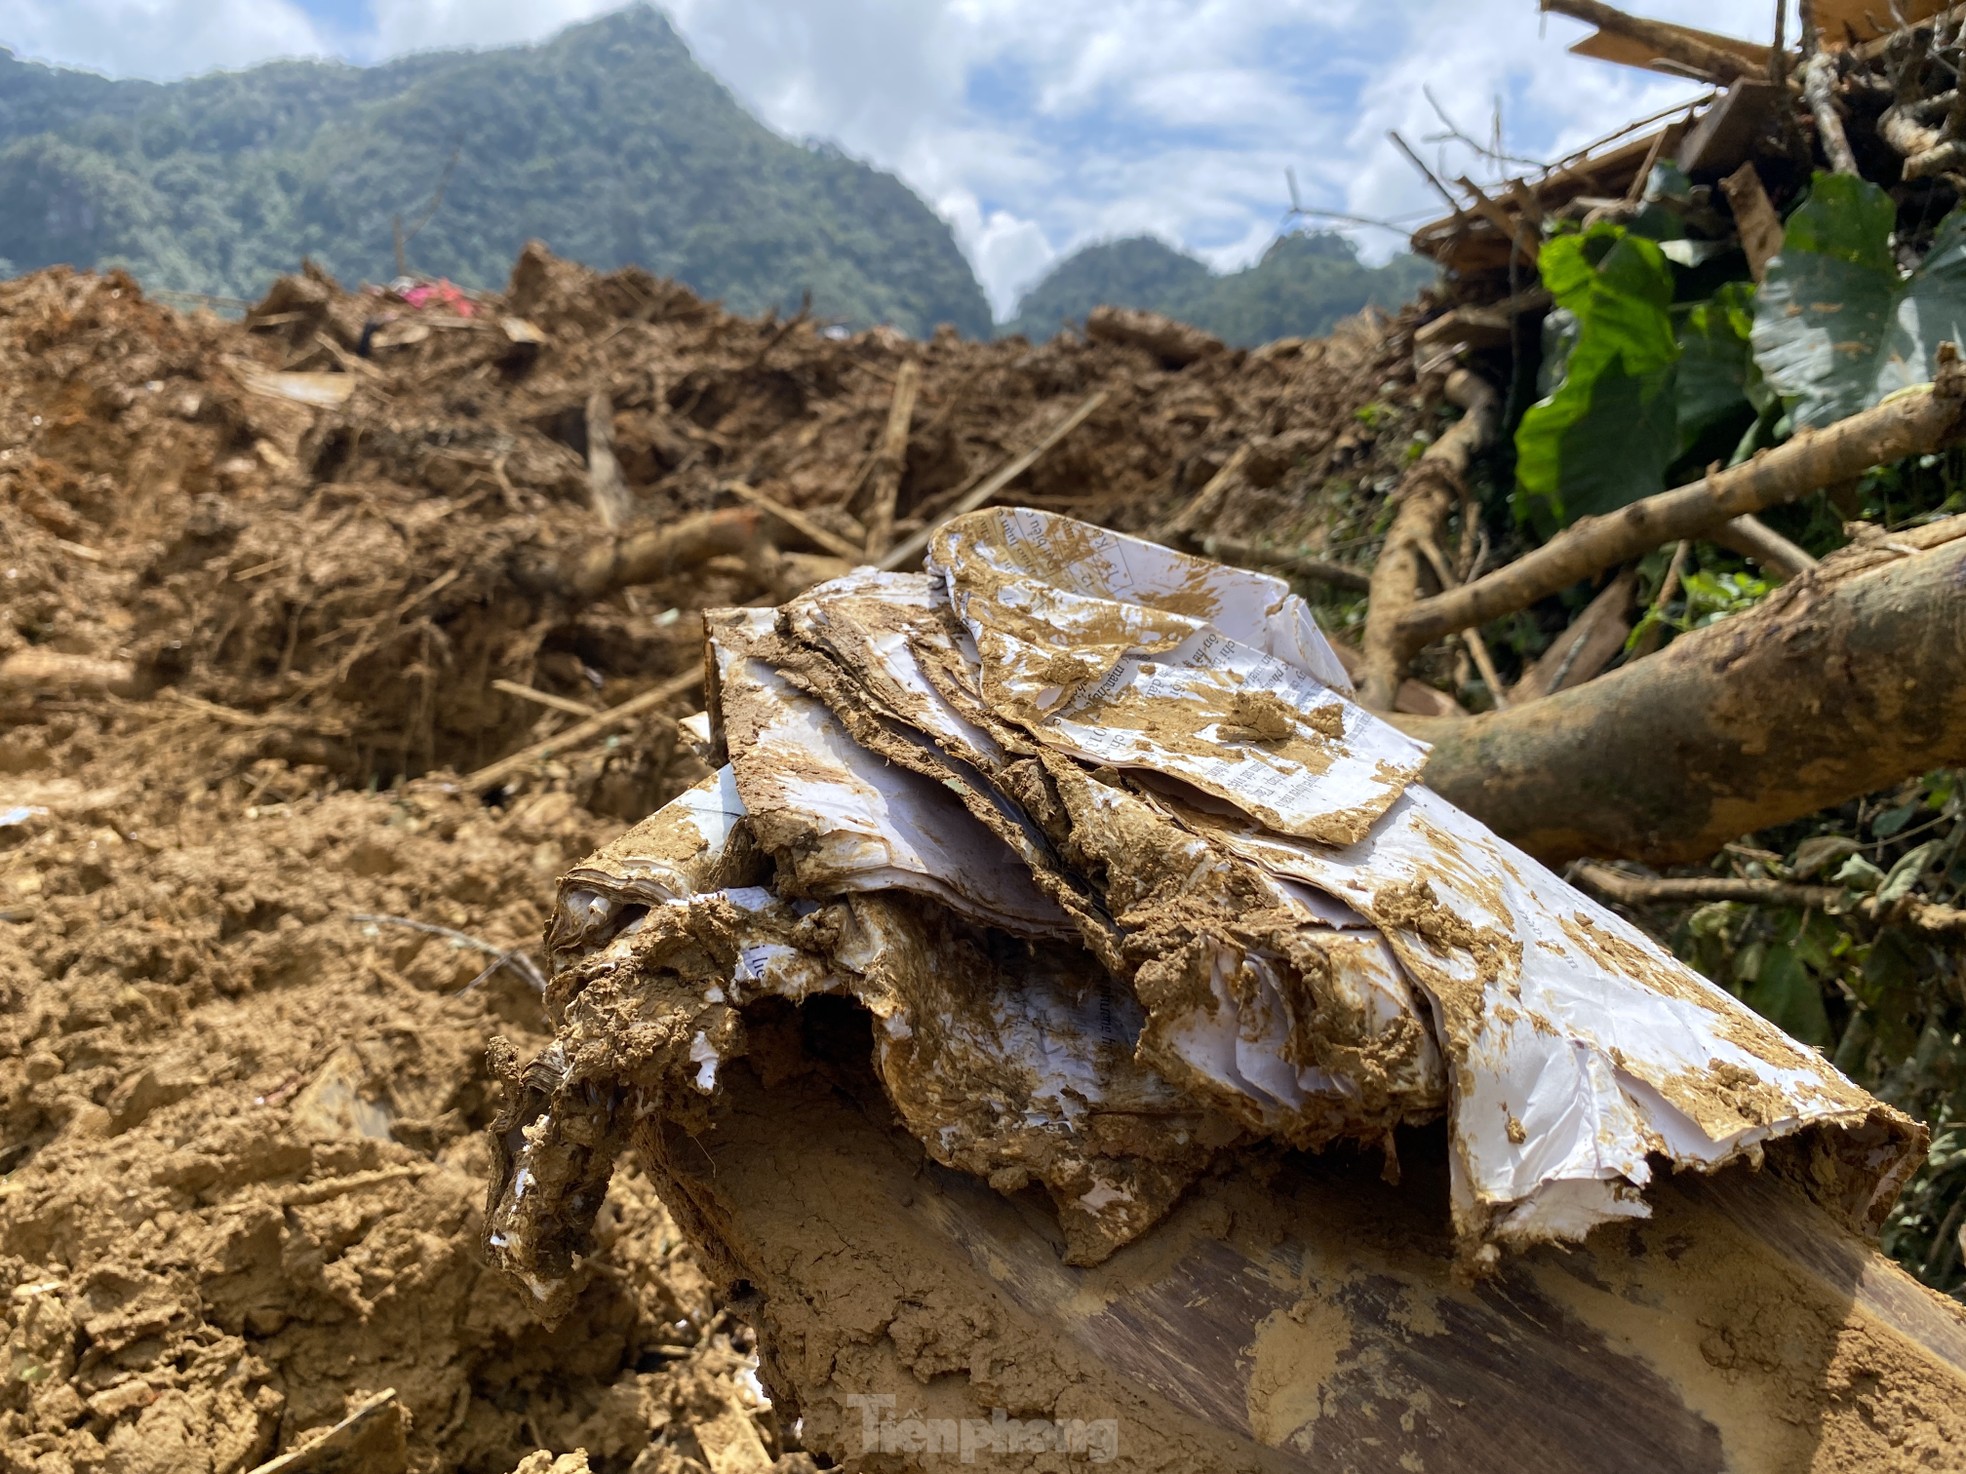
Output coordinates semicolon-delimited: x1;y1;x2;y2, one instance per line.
1003;232;1436;346
0;7;993;336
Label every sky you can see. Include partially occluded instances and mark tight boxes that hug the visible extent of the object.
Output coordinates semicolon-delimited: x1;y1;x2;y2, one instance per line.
0;0;1793;318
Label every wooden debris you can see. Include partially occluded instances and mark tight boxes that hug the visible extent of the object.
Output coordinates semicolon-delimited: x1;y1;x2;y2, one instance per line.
1629;539;1691;660
1707;513;1818;582
1511;566;1638;702
584;388;632;531
1393;353;1966;656
245;1388;406;1474
1413;518;1966;864
491;678;599;717
1412;288;1550;358
0;649;139;698
722;480;865;563
1085;306;1224;367
879;390;1108;573
863;358;921;558
1575;860;1966;934
545;507;766;600
1326;636;1467;719
231;363;358;409
1415;536;1513;709
1720;163;1784;282
1160;445;1250;543
1803;48;1860;175
463;669;700;793
1357;370;1500;710
1677;80;1782;177
1542;0;1760;82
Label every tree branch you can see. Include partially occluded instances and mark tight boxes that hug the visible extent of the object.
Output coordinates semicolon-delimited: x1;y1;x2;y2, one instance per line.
1358;371;1499;709
1393;357;1966;652
1573;861;1966;934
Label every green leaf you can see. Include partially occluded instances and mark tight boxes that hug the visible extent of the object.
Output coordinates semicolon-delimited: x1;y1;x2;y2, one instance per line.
1751;173;1966;429
1675;282;1761;460
1515;224;1681;530
1833;854;1888;891
1877;839;1943;904
1792;834;1861;878
1743;941;1832;1046
1872;800;1922;838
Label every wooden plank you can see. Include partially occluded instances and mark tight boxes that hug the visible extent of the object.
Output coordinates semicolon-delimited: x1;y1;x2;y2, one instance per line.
1511;566;1638;702
1568;22;1771;77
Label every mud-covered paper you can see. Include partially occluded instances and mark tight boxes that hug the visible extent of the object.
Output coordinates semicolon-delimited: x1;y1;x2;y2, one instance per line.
494;508;1922;1303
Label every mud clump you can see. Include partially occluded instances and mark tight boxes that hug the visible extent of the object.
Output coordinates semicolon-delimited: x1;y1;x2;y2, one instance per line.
0;249;1432;1472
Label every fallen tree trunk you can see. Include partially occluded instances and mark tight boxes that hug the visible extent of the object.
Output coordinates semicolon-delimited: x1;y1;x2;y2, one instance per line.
1411;519;1966;865
636;1049;1966;1473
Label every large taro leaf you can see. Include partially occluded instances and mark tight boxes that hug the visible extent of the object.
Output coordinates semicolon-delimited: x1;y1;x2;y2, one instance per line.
1751;172;1966;429
1675;282;1766;463
1515;223;1680;530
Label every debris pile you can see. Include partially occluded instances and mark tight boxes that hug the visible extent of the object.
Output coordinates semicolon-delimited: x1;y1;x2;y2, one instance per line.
489;508;1917;1302
0;247;1444;1473
1;247;1435;798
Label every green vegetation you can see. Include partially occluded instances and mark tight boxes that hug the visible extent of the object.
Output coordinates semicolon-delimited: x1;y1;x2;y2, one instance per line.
1002;231;1435;347
1492;162;1966;1291
0;7;992;336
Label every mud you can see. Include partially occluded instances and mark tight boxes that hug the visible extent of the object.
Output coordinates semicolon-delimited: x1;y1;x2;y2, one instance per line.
487;505;1959;1470
2;252;1433;1471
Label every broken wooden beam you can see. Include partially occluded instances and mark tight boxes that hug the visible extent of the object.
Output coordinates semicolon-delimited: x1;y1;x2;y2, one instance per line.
863;358;922;559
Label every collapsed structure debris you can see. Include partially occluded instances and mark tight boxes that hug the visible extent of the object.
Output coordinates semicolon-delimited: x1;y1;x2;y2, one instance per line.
0;239;1447;1474
10;2;1966;1468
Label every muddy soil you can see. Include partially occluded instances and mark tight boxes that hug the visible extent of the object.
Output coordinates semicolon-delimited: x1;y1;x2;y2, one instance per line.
0;251;1429;1473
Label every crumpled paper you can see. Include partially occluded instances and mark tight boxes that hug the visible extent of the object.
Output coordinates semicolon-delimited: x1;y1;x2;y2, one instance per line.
491;508;1921;1295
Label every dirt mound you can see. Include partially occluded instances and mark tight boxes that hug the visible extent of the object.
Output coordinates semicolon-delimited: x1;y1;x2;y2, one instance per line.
0;247;1431;1472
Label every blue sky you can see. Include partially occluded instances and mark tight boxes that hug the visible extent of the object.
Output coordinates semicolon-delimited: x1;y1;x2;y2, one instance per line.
0;0;1788;316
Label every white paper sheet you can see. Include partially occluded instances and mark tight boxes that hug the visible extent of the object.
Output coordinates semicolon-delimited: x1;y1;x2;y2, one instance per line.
552;507;1920;1266
709;606;1071;936
926;507;1427;844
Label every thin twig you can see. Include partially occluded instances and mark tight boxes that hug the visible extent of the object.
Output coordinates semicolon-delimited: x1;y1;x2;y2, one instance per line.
1422;85;1551;170
462;668;698;792
1631;539;1691;659
492;678;599;717
1415;536;1511;709
349;912;548;992
879;390;1108;572
1574;861;1966;933
722;480;864;562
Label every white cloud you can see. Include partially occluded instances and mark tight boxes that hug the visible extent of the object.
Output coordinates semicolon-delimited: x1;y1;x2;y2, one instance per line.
1340;0;1794;255
365;0;620;56
0;0;326;78
0;0;1800;315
